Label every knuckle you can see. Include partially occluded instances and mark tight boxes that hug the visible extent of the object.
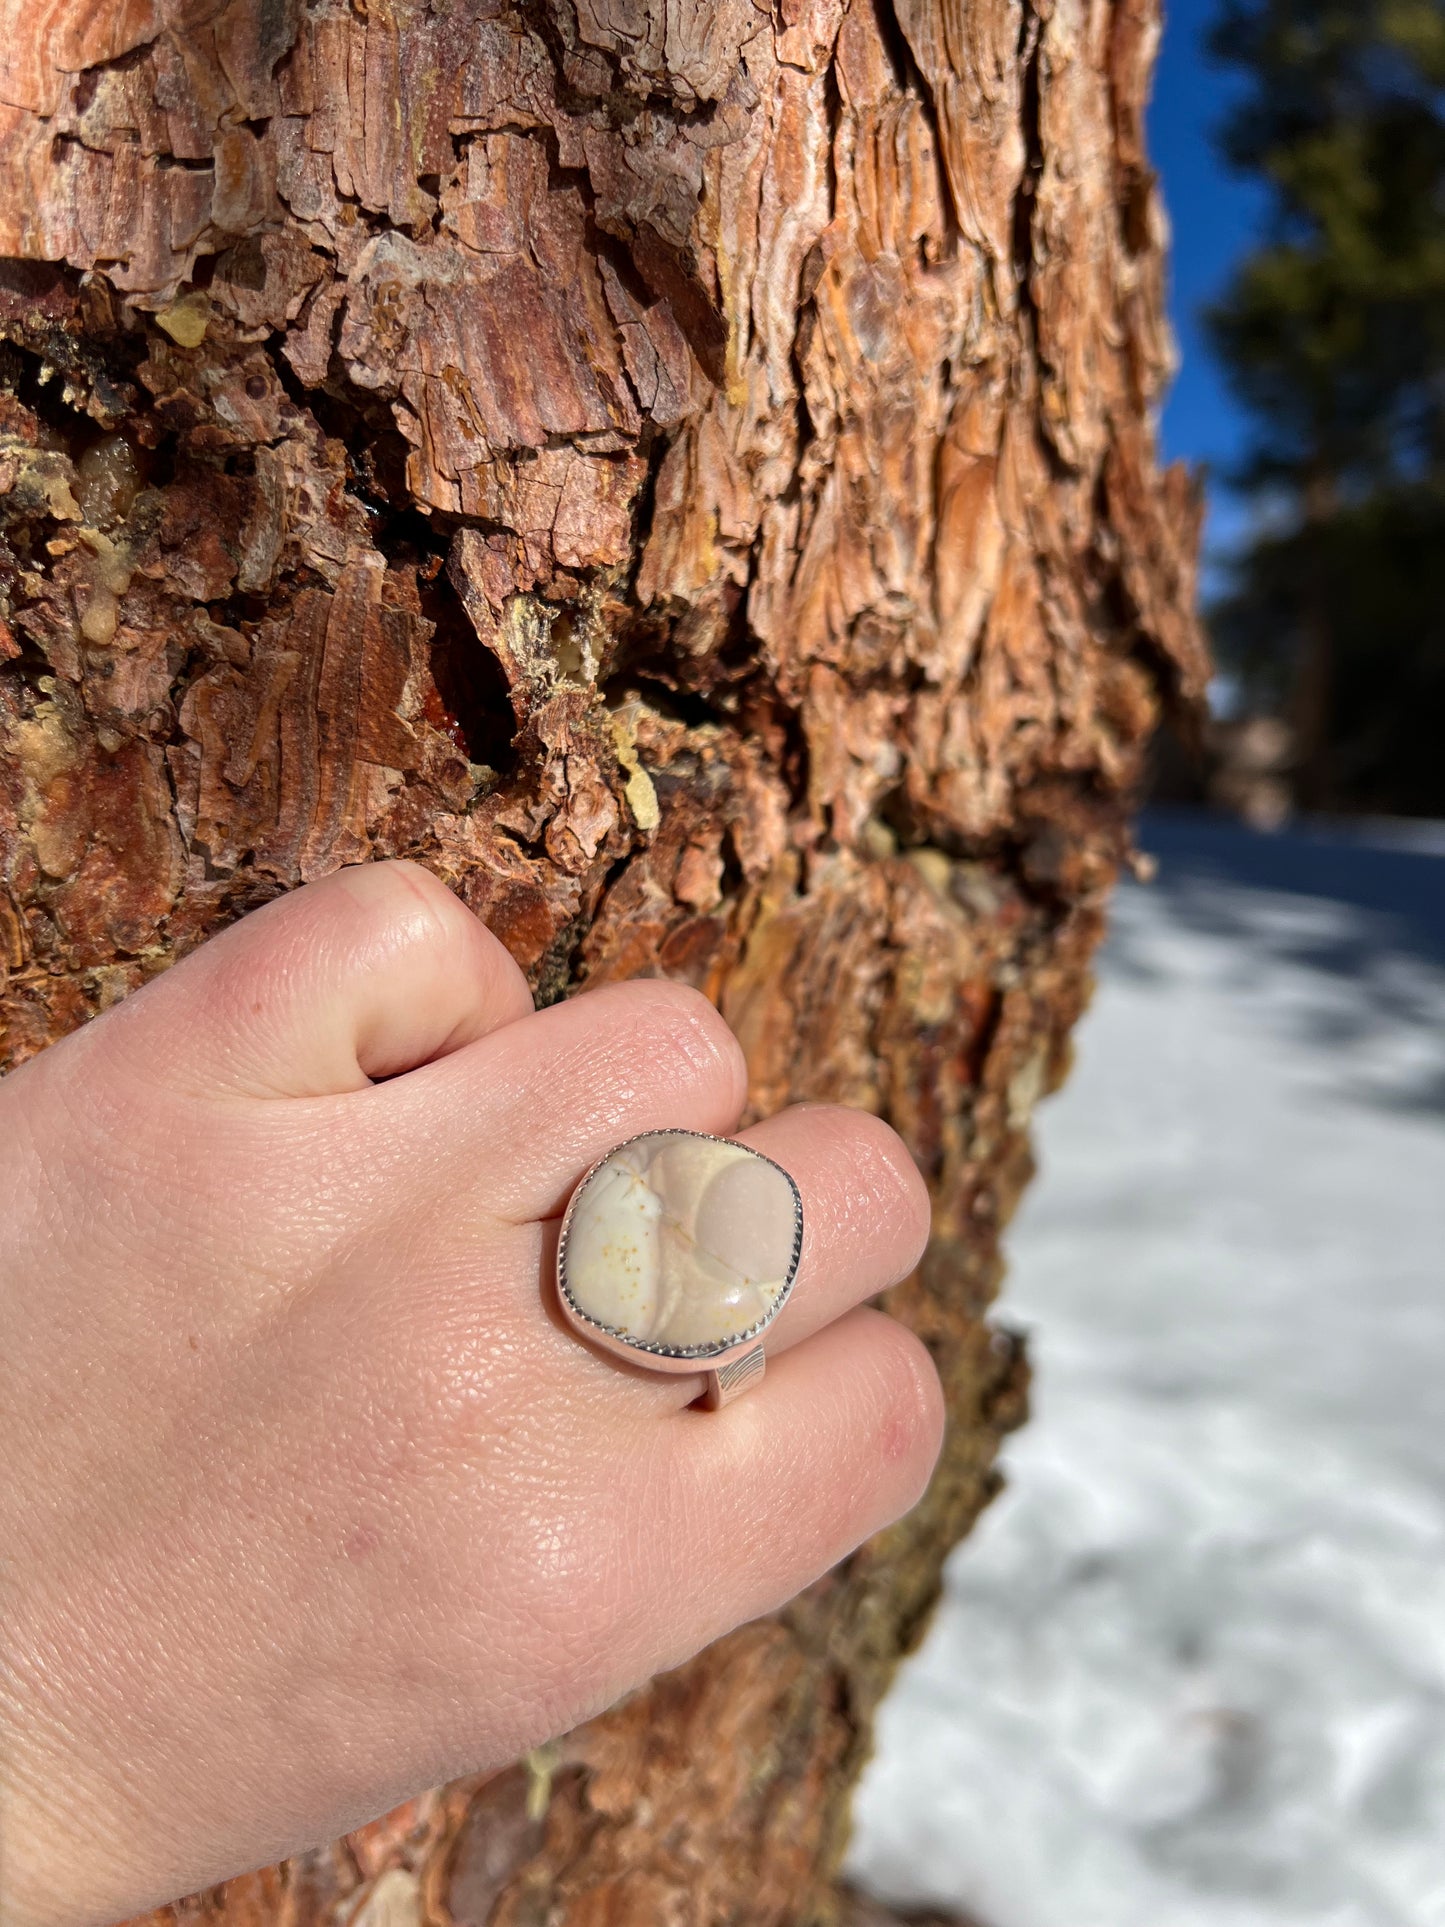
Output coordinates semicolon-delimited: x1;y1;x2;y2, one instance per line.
866;1121;933;1266
815;1107;933;1268
614;980;748;1106
330;859;462;951
329;863;533;1022
872;1320;947;1488
859;1110;929;1195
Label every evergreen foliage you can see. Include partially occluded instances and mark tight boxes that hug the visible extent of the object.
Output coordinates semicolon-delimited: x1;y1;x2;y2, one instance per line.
1206;0;1445;814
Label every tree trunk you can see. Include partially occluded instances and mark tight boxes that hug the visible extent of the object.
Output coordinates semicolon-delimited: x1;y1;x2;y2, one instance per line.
0;0;1205;1920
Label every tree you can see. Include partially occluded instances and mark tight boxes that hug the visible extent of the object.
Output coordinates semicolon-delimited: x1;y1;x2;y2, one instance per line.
1207;0;1445;816
0;1;1204;1920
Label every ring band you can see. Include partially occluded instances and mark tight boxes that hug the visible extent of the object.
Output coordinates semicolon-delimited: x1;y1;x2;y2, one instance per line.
555;1130;804;1410
702;1341;767;1408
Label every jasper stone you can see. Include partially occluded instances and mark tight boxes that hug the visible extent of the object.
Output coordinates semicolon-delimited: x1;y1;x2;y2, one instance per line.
560;1133;802;1355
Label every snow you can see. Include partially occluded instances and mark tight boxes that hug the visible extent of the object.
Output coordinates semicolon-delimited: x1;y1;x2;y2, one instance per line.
845;811;1445;1927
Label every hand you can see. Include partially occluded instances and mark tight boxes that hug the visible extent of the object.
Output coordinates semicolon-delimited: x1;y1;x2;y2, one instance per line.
0;861;941;1926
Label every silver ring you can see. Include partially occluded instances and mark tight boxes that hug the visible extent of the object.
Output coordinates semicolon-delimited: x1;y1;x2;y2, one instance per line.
555;1129;804;1409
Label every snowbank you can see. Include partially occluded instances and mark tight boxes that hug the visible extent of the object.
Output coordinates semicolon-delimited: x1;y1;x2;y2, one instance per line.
846;812;1445;1927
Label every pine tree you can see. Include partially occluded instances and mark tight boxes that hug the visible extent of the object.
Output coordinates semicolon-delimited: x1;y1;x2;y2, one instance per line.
1208;0;1445;815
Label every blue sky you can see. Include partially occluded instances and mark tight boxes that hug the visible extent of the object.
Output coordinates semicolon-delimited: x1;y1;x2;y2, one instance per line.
1149;0;1270;567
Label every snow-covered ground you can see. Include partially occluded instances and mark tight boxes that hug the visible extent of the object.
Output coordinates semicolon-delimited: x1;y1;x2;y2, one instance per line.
846;811;1445;1927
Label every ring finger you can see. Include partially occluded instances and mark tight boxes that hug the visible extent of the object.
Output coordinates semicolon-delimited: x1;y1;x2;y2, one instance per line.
734;1103;931;1359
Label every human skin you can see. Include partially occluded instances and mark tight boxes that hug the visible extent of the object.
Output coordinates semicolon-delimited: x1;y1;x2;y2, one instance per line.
0;861;942;1927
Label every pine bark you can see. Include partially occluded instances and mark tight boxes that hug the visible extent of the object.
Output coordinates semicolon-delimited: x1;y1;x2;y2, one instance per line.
0;0;1204;1919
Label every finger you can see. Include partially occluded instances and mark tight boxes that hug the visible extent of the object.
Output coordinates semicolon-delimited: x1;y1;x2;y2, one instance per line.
381;978;750;1223
734;1105;931;1363
619;1310;944;1680
103;861;534;1098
